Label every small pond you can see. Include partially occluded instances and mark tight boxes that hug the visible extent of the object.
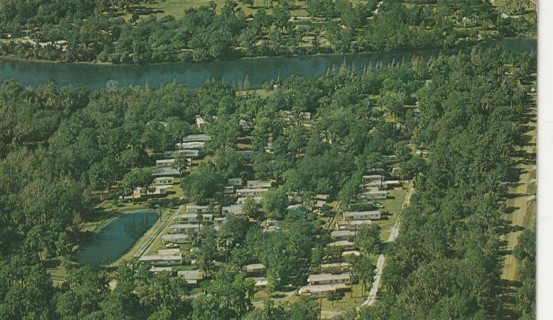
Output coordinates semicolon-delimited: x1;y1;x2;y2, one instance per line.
75;210;158;265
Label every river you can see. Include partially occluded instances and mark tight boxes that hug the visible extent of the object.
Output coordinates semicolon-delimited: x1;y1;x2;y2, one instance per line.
0;38;536;89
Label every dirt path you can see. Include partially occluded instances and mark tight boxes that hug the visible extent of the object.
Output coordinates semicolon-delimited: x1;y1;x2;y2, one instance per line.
500;104;537;282
359;180;415;307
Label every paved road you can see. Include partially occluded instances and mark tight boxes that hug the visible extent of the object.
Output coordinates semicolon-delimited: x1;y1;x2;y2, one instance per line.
359;181;415;308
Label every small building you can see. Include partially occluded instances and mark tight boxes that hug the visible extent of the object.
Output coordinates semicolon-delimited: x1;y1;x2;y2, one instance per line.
178;270;205;285
246;180;273;189
342;250;361;257
186;204;210;214
138;254;183;266
247;277;269;291
299;283;349;297
227;177;243;187
177;213;214;223
362;174;383;183
236;188;269;198
336;219;373;230
343;210;381;221
222;204;244;215
263;219;283;232
154;177;174;185
244;263;266;275
384;180;402;188
321;263;351;273
161;234;190;244
330;230;357;240
182;134;211;143
314;194;330;201
163;149;200;158
327;240;355;249
237;196;262;204
149;266;173;274
363;190;388;200
169;224;201;234
156;159;176;167
307;273;352;286
176;141;205;150
152;167;180;177
214;217;227;227
194;115;206;129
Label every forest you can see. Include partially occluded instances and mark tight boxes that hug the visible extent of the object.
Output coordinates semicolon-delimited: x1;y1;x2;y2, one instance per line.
0;0;535;63
0;45;536;319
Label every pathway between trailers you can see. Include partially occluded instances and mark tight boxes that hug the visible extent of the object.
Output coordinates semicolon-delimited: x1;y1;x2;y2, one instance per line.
359;180;414;308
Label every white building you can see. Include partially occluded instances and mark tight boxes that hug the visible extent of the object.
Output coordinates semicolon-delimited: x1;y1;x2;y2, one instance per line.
154;177;174;185
363;190;388;200
307;273;352;286
177;213;214;223
161;234;190;244
156;159;176;167
246;180;273;189
138;254;183;266
169;224;201;234
343;210;382;221
236;188;269;198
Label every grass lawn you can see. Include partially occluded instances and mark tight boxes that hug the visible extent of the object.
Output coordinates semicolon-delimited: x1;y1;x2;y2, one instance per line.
375;188;407;241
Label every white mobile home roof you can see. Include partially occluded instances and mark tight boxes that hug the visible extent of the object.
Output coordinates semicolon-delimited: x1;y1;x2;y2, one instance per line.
246;180;273;188
182;134;211;142
139;254;183;262
307;273;351;283
330;230;357;238
343;210;381;220
327;240;355;247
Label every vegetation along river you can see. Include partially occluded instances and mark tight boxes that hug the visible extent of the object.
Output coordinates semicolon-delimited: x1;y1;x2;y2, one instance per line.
75;210;158;265
0;38;535;89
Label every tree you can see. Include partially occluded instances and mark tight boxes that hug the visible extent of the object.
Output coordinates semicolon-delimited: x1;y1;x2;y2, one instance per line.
243;196;263;221
262;187;289;219
173;153;189;178
356;224;382;256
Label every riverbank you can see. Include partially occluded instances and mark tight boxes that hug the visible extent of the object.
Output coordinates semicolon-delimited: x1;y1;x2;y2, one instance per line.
0;37;536;90
0;35;530;68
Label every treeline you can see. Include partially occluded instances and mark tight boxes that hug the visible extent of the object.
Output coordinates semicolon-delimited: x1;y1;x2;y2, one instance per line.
0;0;510;64
357;49;536;319
0;46;535;318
